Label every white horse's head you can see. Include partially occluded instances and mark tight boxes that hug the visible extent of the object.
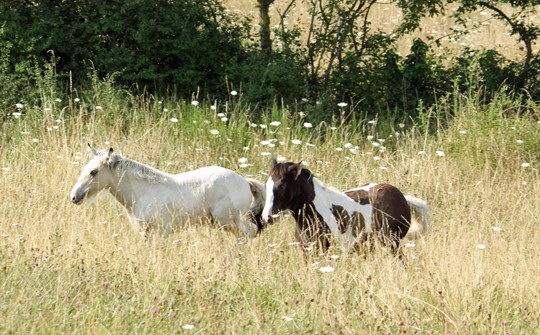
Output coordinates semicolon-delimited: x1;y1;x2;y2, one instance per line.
70;144;116;205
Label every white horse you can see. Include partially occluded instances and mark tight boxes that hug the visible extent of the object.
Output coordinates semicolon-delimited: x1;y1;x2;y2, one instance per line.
70;144;266;237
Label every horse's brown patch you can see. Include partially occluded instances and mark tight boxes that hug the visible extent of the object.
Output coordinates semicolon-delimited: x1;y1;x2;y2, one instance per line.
344;187;370;205
345;183;411;246
330;205;366;237
351;211;365;238
331;205;349;233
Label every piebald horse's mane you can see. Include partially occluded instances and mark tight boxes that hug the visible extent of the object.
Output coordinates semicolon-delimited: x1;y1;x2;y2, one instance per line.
96;149;168;183
269;161;314;182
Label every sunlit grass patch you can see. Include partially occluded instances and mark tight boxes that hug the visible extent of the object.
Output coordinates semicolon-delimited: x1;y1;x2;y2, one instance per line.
1;82;539;334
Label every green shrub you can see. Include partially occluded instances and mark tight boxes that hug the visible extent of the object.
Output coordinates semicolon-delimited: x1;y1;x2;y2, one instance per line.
0;0;250;98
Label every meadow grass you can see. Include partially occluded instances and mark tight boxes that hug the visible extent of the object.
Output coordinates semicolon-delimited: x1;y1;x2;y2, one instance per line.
1;81;539;334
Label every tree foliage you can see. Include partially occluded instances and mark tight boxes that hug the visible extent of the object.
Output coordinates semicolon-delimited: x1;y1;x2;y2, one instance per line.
397;0;539;93
0;0;537;121
0;0;250;96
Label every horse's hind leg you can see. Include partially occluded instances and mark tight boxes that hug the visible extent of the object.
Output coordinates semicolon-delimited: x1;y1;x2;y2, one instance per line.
247;208;265;233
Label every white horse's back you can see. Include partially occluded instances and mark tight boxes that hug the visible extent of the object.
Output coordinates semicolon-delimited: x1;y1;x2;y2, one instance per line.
169;166;253;227
172;166;252;213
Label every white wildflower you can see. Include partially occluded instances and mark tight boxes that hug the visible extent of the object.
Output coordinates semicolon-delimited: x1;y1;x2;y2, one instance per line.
319;266;335;273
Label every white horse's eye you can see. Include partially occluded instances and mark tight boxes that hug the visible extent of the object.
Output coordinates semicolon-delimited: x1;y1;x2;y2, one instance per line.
90;169;98;177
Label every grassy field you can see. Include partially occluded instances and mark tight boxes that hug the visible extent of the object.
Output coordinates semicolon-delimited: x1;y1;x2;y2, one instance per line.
1;78;539;334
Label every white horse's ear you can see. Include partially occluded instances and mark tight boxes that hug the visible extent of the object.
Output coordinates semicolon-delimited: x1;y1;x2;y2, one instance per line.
87;143;98;156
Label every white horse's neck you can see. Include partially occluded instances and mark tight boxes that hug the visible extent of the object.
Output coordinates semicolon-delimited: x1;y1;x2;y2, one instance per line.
113;155;169;183
106;156;170;210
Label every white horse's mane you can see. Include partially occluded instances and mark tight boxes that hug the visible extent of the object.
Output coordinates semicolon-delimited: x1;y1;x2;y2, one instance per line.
96;149;168;183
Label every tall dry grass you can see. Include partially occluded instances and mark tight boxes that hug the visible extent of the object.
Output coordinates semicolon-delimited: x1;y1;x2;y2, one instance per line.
224;1;537;60
1;83;539;333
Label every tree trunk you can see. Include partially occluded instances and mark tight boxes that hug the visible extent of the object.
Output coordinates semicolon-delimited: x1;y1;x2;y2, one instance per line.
257;0;275;56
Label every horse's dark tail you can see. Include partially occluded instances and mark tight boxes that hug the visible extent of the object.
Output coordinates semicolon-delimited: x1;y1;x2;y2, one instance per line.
246;178;266;233
404;195;430;239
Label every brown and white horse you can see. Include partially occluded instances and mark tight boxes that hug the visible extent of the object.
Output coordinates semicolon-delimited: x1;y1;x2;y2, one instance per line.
261;160;430;254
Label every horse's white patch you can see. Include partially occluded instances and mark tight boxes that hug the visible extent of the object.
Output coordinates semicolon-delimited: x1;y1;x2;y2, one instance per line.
312;177;373;250
345;183;378;193
262;178;275;222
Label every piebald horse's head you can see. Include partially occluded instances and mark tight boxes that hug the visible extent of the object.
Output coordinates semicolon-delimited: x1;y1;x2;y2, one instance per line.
261;159;315;223
70;144;117;205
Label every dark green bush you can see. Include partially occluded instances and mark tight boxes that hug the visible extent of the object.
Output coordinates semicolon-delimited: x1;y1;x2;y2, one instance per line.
0;0;537;122
227;52;307;106
0;0;250;98
326;37;452;121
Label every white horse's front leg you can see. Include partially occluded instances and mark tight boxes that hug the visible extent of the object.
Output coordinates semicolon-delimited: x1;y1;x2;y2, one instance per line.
124;207;156;238
129;217;153;238
210;206;258;238
236;219;258;238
